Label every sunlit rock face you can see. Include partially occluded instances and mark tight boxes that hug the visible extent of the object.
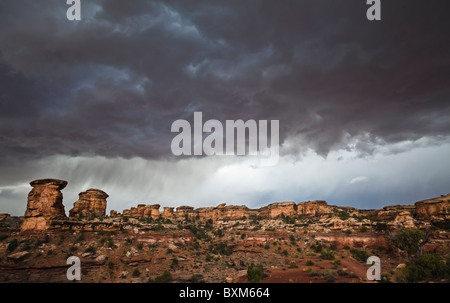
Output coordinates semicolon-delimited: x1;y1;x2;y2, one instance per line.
415;194;450;221
21;179;68;231
69;189;109;219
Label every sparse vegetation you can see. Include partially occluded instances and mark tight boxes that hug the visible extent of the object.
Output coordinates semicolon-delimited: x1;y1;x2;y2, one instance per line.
351;249;369;263
394;253;450;282
149;271;172;283
306;260;315;266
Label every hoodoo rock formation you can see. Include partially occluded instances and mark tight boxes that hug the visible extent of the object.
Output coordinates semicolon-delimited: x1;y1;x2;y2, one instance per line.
21;179;68;231
69;189;109;219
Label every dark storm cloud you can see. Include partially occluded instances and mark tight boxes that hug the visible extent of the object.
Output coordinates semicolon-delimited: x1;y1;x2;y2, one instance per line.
0;0;449;163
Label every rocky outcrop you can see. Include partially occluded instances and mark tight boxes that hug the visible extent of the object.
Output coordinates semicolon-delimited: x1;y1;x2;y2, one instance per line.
121;204;161;220
176;206;195;220
375;205;416;221
21;179;68;231
69;189;108;219
162;207;175;220
297;200;330;217
415;194;450;221
259;202;297;219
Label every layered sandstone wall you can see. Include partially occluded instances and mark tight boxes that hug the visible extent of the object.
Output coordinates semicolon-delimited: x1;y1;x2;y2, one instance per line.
415;194;450;221
118;201;332;222
297;200;331;217
21;179;68;231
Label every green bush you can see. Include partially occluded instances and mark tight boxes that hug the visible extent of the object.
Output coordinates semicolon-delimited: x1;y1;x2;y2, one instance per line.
320;250;335;260
306;260;315;266
337;211;350;220
247;263;265;283
149;271;172;283
310;242;323;253
170;257;179;269
396;253;449;282
132;268;141;277
390;228;424;257
351;249;369;262
209;242;233;256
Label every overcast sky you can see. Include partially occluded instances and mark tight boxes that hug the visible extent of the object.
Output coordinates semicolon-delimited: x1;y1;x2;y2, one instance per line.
0;0;449;216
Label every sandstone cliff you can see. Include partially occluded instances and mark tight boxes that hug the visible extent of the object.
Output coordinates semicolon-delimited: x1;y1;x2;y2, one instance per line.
415;194;450;221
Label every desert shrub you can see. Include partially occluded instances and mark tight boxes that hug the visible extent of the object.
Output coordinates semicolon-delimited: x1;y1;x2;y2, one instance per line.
209;242;233;256
375;222;388;231
337;211;350;220
85;245;96;254
321;269;337;282
288;261;298;268
148;271;172;283
188;275;205;283
306;260;315;266
359;226;368;233
308;270;319;277
351;249;369;262
247;263;265;283
320;250;335;260
132;268;141;277
353;249;368;262
75;233;85;243
310;242;323;253
136;243;143;250
281;249;289;257
107;238;116;249
333;259;342;266
390;228;424;257
170;257;179;269
431;220;450;231
150;223;165;232
395;253;449;282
